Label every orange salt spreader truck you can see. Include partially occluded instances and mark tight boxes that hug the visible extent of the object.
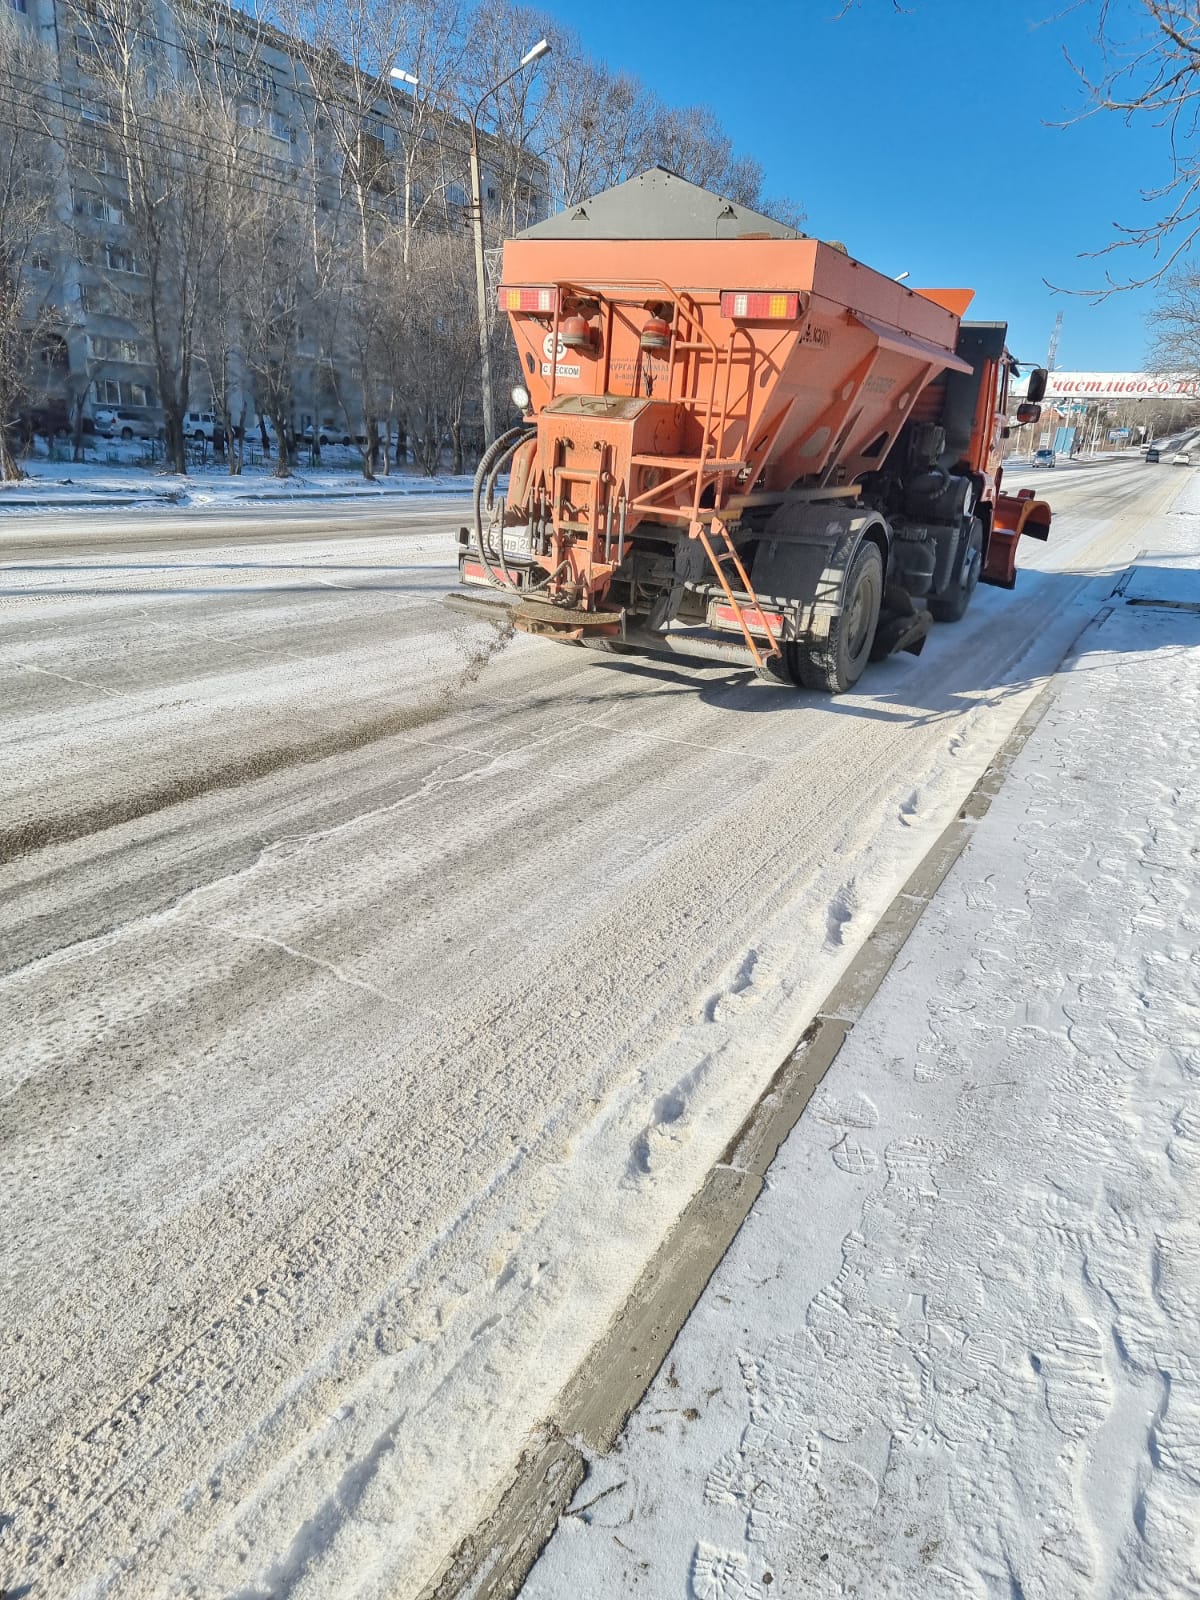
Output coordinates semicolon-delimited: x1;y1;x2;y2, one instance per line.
457;169;1051;693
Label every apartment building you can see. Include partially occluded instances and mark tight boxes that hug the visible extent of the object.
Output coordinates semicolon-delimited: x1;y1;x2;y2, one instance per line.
10;0;546;444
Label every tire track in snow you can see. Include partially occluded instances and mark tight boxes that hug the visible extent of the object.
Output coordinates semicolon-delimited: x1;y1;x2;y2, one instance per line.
0;613;514;862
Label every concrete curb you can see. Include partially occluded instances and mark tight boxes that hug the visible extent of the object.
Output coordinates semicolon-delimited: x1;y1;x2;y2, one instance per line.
417;616;1118;1600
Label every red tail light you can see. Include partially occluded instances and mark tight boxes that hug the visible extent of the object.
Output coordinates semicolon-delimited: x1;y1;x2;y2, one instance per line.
499;286;558;313
720;291;801;321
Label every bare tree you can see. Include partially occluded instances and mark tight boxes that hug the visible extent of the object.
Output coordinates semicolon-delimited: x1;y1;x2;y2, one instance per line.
71;0;262;472
1147;263;1200;374
539;46;656;207
387;0;465;265
462;1;555;237
1059;2;1200;292
644;103;765;205
0;13;66;481
394;228;477;474
276;0;432;473
241;198;314;479
185;1;282;473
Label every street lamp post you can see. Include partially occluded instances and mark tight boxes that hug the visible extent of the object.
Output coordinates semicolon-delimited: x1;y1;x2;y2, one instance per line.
468;38;550;447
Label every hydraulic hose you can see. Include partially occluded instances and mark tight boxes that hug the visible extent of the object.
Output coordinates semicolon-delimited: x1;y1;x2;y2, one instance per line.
472;425;535;590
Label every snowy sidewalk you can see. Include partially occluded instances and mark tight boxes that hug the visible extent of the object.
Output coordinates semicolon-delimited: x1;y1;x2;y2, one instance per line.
523;555;1200;1597
0;455;475;512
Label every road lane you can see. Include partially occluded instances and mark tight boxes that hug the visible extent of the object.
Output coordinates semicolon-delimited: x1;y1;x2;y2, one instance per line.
0;457;1188;1598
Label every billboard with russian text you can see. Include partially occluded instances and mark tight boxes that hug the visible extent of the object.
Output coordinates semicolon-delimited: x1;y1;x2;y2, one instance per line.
1016;372;1200;400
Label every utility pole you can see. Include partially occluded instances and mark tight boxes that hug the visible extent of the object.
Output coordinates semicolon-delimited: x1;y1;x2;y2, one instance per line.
1046;311;1062;372
468;39;550;448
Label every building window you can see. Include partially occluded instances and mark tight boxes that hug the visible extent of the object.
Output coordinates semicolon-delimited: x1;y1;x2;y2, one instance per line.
446;183;466;207
31;252;52;272
94;378;156;407
10;0;29;13
75;140;120;176
105;243;143;274
358;131;388;191
88;334;147;363
75;190;125;225
75;25;115;62
243;71;275;105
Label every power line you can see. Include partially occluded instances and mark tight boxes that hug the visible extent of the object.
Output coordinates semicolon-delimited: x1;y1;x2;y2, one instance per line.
4;98;469;219
36;0;455;124
4;66;526;219
16;0;523;157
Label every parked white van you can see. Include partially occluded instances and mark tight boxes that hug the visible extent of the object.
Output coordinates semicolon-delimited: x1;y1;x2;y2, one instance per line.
185;410;220;442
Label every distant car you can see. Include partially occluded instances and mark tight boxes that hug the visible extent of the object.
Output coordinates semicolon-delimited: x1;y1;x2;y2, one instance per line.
184;410;221;443
93;407;160;441
1145;447;1160;463
1032;448;1056;468
1172;451;1193;465
301;419;354;447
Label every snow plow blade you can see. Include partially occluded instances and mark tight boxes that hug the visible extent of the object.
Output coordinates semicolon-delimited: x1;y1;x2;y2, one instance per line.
983;492;1052;590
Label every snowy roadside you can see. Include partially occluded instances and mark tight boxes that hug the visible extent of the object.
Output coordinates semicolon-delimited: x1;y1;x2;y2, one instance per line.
0;440;1145;513
522;552;1200;1591
0;451;476;511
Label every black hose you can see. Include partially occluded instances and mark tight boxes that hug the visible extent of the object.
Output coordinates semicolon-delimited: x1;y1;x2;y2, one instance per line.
472;425;534;589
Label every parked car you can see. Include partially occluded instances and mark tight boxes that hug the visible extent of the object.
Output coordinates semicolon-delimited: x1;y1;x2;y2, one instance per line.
1172;451;1193;465
301;418;354;447
248;415;300;456
184;410;222;443
93;407;161;441
1145;447;1160;463
1032;448;1056;468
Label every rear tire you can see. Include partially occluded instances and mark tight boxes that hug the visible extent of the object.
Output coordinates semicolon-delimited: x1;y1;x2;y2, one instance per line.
794;539;883;693
929;518;983;624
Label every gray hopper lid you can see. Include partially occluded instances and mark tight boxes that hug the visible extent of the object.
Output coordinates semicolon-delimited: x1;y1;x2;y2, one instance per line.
517;166;805;242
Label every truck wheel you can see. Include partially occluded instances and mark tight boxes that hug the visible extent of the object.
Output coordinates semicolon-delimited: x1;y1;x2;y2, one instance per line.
929;518;983;624
794;540;883;693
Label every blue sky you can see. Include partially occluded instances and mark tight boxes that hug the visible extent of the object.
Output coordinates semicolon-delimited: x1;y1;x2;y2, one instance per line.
561;0;1170;370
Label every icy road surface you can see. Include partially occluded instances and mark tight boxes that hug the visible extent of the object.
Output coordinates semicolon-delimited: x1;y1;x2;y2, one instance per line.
0;457;1186;1596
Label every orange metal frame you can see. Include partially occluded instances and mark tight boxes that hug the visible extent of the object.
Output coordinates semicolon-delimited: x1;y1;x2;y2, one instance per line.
498;233;998;664
530;275;782;666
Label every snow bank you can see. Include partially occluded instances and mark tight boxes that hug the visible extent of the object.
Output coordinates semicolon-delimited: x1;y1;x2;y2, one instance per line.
0;452;476;510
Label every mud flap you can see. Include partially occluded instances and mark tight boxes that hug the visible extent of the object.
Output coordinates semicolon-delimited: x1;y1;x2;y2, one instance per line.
982;492;1051;589
871;605;932;660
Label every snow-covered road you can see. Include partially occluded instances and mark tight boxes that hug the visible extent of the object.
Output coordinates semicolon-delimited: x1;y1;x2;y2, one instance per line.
0;457;1186;1597
524;503;1200;1600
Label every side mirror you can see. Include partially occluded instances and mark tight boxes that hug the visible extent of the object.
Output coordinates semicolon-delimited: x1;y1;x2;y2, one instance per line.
1026;367;1048;404
1016;402;1041;424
